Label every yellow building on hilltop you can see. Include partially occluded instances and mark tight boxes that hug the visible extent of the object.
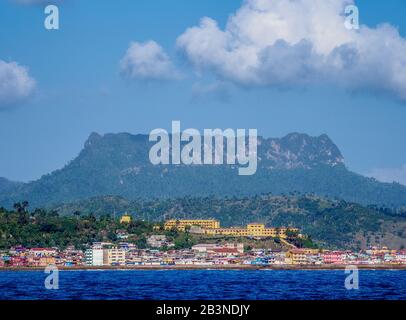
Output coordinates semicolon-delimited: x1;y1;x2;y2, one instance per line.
164;219;299;238
120;213;132;224
204;223;299;238
164;219;220;231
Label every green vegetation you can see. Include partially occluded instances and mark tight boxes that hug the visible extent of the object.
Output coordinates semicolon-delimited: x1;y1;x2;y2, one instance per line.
2;191;406;251
0;203;206;251
52;193;406;250
0;203;153;250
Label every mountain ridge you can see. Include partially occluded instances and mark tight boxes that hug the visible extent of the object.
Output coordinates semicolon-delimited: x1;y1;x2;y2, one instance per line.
1;131;406;209
0;177;23;195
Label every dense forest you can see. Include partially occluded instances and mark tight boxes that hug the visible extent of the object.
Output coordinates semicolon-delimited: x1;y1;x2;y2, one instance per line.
0;202;155;250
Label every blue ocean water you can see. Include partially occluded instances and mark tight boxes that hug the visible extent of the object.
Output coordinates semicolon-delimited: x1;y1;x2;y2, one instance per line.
0;270;405;300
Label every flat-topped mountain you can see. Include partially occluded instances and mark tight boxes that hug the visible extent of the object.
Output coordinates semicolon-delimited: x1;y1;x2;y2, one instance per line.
259;132;344;169
1;132;406;208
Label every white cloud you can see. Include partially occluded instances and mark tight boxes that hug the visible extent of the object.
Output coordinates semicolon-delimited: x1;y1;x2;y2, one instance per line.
367;164;406;186
120;41;181;82
0;60;36;109
176;0;406;101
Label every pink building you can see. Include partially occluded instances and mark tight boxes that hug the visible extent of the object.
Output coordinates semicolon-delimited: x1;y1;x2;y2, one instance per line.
10;256;28;267
322;251;348;264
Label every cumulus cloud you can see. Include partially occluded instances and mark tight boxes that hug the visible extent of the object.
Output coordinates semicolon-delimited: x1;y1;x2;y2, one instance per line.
367;165;406;186
120;41;181;82
0;60;36;109
176;0;406;100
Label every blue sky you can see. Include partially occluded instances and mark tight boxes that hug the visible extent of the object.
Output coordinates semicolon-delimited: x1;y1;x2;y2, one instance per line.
1;0;406;184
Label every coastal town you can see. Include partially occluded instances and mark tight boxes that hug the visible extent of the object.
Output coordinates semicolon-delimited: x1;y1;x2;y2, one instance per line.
1;218;405;268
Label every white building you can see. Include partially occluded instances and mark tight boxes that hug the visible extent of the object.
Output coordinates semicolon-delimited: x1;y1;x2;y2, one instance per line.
85;248;104;266
192;243;244;254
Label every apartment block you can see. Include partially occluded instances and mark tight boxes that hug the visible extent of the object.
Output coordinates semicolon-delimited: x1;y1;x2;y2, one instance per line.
103;248;126;266
85;248;104;266
85;244;126;266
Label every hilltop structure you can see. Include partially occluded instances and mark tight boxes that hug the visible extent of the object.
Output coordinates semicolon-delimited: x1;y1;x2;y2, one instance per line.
164;219;299;238
120;213;132;224
164;219;220;231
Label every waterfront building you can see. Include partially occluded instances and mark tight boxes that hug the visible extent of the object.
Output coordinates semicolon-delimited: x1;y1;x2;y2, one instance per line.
395;250;406;264
209;247;241;257
103;248;126;266
26;256;56;267
322;251;348;264
10;256;28;267
284;249;321;265
192;243;244;254
192;243;219;253
270;252;287;265
3;244;406;268
28;248;57;257
85;245;126;266
38;257;56;267
286;249;310;265
85;248;104;266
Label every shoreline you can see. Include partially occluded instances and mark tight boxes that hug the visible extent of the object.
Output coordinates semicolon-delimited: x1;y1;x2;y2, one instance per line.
1;264;405;271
